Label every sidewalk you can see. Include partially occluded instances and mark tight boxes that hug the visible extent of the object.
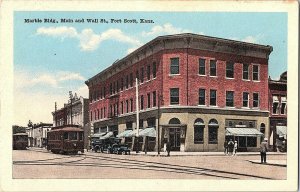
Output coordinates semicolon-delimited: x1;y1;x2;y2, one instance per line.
248;160;287;167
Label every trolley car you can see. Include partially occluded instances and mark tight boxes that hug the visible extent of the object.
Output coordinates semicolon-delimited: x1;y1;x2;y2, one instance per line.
13;133;28;150
47;125;84;154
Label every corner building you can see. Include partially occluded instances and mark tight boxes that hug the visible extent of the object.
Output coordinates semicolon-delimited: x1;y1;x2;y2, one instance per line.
85;33;273;152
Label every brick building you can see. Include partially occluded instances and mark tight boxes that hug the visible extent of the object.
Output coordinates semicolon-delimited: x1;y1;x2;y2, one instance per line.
52;93;90;149
268;71;287;151
85;33;273;152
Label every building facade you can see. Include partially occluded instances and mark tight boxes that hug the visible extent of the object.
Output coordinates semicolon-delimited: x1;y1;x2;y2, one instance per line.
26;123;52;147
85;33;273;152
52;94;90;149
268;72;287;151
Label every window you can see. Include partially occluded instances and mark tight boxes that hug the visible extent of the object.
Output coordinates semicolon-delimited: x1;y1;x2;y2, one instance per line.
226;91;234;107
210;90;217;106
94;110;97;120
120;78;124;91
243;63;249;80
104;107;106;118
226;62;234;78
243;92;249;107
101;108;103;119
130;98;133;112
113;82;116;93
253;93;259;108
147;65;151;80
252;65;259;81
208;119;219;144
103;87;106;97
153;91;156;107
126;100;129;113
199;89;206;105
247;137;257;147
110;83;113;95
90;111;92;121
210;60;216;76
147;93;151;108
272;96;279;114
139;119;144;128
69;132;78;140
130;73;133;87
110;105;113;117
281;97;287;114
140;95;144;110
169;118;181;124
152;62;157;78
116;81;119;92
121;101;123;114
170;58;179;74
170;88;179;105
199;58;206;75
126;75;129;89
79;132;83;140
194;119;204;143
97;109;100;120
140;67;144;83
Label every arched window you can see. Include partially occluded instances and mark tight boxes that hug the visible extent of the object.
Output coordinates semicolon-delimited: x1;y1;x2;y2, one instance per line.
208;119;219;143
169;118;181;125
194;118;205;143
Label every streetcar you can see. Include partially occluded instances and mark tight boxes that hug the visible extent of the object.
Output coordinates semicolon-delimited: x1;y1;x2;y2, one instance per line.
47;125;84;154
13;133;28;150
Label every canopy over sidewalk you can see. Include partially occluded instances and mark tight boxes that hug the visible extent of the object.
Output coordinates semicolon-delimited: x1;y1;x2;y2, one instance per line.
225;128;263;137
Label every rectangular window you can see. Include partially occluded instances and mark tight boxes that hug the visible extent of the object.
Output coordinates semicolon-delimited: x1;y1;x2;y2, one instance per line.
170;88;179;105
198;89;206;105
113;82;116;94
243;92;249;107
121;101;123;114
253;93;259;108
209;127;218;144
110;105;113;117
140;95;144;110
281;97;287;114
226;62;234;78
152;62;157;78
90;111;92;121
210;60;216;76
120;78;124;91
104;107;106;118
170;58;179;74
199;58;206;75
140;67;144;83
130;73;133;87
101;108;103;119
126;75;129;89
194;126;204;143
210;90;217;106
243;63;249;80
126;100;129;113
153;91;156;107
253;65;259;81
226;91;234;107
116;81;119;92
147;65;151;80
110;83;113;95
103;87;106;98
130;98;133;112
147;93;151;108
247;137;257;147
97;109;100;119
94;110;97;120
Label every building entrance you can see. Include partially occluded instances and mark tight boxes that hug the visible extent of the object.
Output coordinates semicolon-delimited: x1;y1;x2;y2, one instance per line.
169;128;180;151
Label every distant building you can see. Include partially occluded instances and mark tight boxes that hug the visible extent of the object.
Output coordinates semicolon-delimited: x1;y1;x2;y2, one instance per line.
85;33;273;152
268;71;287;151
26;123;52;148
51;93;90;149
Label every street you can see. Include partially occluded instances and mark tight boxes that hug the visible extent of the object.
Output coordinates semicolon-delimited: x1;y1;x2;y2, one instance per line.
13;148;286;179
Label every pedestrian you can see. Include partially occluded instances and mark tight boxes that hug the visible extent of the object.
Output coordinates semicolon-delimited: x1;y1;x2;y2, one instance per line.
224;140;228;155
166;141;171;156
233;141;238;156
260;137;268;163
228;139;234;156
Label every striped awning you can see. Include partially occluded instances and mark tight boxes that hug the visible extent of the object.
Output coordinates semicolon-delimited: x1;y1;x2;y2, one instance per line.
91;132;107;138
226;128;263;137
100;132;114;139
116;130;133;138
139;127;156;137
276;126;287;139
126;129;143;137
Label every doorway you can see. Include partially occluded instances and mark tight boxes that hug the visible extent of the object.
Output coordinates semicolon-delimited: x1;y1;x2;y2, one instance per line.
169;128;180;151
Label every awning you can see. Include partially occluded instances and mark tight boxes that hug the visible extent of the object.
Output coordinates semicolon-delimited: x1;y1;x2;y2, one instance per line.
276;126;287;139
226;128;263;137
100;132;114;139
126;129;143;137
139;127;156;137
116;130;133;138
91;132;107;138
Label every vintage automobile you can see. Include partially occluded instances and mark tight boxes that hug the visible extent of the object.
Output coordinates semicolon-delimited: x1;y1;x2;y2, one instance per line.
13;133;28;150
91;132;121;153
111;143;131;155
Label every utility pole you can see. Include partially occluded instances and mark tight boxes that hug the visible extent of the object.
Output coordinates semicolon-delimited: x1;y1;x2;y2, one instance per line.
69;91;73;125
135;78;139;153
157;93;162;155
54;102;57;127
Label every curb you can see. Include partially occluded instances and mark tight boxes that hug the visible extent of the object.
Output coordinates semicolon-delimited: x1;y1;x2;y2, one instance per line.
247;160;287;167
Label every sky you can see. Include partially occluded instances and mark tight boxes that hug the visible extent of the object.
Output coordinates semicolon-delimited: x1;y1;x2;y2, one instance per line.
14;11;287;126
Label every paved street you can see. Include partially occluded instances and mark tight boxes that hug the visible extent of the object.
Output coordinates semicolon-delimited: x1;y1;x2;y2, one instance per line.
13;148;286;179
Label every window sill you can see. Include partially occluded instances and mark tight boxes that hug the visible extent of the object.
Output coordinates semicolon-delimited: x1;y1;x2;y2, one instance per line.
225;77;235;80
208;142;218;144
242;79;250;81
253;80;260;82
198;74;207;77
209;75;218;78
169;74;180;76
194;141;204;144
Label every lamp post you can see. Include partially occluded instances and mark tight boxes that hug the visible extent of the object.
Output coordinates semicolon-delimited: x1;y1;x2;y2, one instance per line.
157;93;163;155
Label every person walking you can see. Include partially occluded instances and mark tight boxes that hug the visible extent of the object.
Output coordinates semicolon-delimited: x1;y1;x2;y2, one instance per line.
260;138;268;163
224;140;228;155
166;141;171;157
233;141;238;156
228;139;234;156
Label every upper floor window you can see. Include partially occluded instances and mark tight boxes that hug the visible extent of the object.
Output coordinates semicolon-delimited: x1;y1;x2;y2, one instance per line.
116;81;119;92
243;92;249;107
226;62;234;78
130;98;133;112
152;62;157;78
198;89;205;105
126;100;129;113
110;83;113;95
210;90;217;106
170;58;179;74
226;91;234;107
170;88;179;105
253;93;259;108
130;73;133;87
147;93;151;108
243;63;249;80
140;95;144;110
281;97;287;115
210;60;216;76
147;65;151;80
126;75;129;89
121;102;123;114
153;91;156;107
272;96;279;114
120;78;124;91
253;65;260;81
140;67;144;83
199;58;206;75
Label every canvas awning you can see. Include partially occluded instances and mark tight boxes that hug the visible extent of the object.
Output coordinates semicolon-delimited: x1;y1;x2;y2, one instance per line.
276;126;287;139
116;130;133;138
139;127;156;137
91;132;107;138
226;128;263;137
126;129;143;137
100;132;114;139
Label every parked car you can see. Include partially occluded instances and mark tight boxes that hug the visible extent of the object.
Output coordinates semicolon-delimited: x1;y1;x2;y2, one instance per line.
111;143;131;155
92;137;121;153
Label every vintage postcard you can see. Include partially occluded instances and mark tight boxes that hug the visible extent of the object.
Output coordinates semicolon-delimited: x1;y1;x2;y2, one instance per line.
0;0;298;191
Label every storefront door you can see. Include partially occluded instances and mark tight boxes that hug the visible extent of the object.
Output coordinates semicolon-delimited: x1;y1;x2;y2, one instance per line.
169;128;180;151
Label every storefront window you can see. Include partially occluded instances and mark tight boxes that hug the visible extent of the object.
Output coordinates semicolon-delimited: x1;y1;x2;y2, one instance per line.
208;119;219;143
247;137;257;147
194;118;204;143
